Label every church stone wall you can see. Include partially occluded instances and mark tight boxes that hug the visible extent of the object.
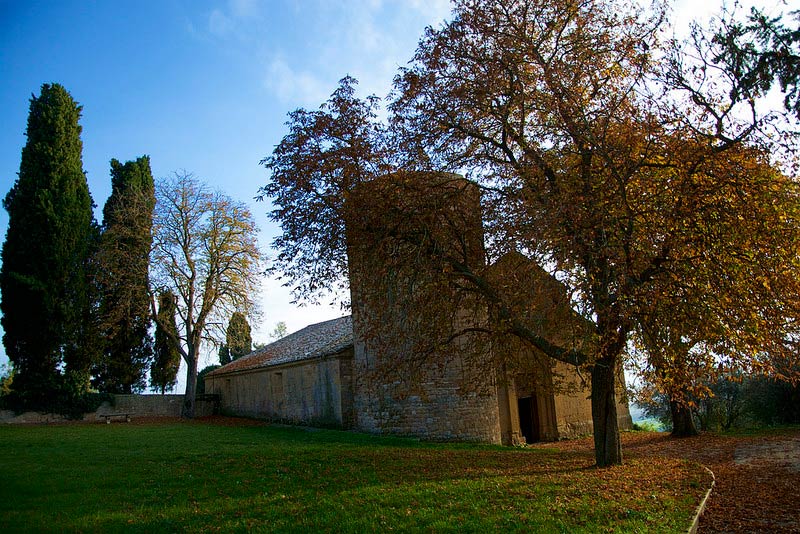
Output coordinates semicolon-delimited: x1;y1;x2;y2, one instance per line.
347;172;503;443
205;349;353;427
352;339;502;443
550;359;633;438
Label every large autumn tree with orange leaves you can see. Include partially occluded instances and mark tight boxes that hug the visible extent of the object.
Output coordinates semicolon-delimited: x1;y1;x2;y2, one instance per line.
263;0;800;467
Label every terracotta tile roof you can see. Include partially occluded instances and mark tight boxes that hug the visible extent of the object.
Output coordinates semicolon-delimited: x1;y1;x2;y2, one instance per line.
208;316;353;376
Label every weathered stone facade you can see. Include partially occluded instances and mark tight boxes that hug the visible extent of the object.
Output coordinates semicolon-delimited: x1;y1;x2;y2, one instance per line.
102;394;217;418
207;354;352;426
204;311;631;443
351;340;504;443
205;317;354;427
346;172;504;442
496;359;632;445
489;251;632;444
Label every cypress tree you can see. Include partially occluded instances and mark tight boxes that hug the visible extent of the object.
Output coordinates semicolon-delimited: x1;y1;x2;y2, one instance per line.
93;157;155;393
150;291;181;394
1;83;95;406
217;312;252;365
218;344;231;366
226;312;252;360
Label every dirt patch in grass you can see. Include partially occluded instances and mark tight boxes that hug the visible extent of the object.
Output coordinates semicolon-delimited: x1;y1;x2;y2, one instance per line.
733;436;800;473
535;428;800;533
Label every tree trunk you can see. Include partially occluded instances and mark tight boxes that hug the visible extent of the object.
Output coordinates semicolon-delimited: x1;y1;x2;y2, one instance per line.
591;354;622;467
670;399;699;437
182;355;198;418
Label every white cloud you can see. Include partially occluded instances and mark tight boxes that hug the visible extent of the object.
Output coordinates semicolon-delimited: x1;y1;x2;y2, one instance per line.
405;0;452;24
208;9;234;36
264;57;330;107
248;1;455;109
229;0;259;19
207;0;261;37
669;0;777;37
304;0;448;101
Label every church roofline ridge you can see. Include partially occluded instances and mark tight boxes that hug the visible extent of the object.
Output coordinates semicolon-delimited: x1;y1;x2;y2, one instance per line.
207;315;353;377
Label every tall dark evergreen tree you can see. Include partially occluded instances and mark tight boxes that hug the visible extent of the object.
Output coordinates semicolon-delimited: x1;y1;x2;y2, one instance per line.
150;291;181;394
1;83;95;406
226;312;252;361
218;344;231;366
217;312;251;364
93;157;155;393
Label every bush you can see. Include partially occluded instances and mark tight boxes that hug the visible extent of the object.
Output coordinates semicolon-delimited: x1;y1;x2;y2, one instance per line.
0;364;14;397
0;370;113;419
632;420;662;432
637;393;674;432
640;374;800;433
744;376;800;426
696;377;747;431
196;365;220;395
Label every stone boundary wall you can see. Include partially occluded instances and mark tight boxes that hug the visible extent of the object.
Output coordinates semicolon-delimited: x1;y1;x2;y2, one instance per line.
97;394;216;418
0;394;215;423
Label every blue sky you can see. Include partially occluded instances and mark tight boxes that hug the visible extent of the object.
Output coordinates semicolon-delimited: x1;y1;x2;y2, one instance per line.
0;0;453;374
0;0;767;382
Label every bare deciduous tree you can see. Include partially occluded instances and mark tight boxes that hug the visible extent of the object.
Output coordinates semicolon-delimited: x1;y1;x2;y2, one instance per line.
151;172;260;417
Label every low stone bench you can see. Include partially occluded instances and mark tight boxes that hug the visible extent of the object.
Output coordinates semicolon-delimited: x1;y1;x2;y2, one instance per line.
99;413;133;424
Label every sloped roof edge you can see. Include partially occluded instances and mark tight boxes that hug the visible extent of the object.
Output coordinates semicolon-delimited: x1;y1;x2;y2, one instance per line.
207;315;353;377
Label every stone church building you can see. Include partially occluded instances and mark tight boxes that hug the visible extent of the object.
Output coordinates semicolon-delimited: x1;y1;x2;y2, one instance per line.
206;173;632;445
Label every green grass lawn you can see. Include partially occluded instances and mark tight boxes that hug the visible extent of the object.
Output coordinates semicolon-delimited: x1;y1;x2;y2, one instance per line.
0;420;709;533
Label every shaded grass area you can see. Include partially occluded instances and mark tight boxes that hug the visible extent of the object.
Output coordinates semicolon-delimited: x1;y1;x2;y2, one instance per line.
0;421;710;533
